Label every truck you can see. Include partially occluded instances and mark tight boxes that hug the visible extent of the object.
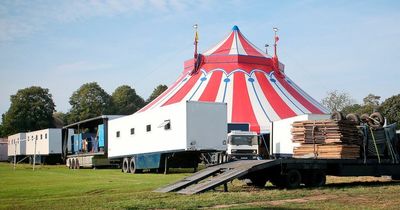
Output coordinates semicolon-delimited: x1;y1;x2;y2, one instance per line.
155;114;400;195
63;101;232;172
62;101;267;172
226;131;259;161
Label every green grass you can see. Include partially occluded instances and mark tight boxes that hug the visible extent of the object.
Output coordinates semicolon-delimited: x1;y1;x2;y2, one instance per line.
1;163;400;209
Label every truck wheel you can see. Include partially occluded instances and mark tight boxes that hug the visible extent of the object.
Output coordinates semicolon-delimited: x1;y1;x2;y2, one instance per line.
284;169;302;189
303;170;326;187
122;158;130;173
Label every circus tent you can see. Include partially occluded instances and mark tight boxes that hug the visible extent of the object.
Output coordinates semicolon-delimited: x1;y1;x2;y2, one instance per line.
139;25;329;133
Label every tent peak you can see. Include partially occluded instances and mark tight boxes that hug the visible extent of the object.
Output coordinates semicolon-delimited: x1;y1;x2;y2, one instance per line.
232;25;239;31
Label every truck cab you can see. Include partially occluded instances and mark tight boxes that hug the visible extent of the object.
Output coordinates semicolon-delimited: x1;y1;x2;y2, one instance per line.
226;131;259;160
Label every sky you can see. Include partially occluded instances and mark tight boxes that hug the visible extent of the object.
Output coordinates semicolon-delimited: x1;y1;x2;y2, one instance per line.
0;0;400;117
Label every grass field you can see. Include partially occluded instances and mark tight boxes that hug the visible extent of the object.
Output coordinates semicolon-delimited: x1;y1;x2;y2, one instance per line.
1;163;400;209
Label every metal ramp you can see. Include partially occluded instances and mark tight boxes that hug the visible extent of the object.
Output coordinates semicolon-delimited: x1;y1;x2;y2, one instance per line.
154;159;277;194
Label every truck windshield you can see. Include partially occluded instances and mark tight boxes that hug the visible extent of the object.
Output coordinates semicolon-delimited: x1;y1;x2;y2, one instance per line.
231;136;258;146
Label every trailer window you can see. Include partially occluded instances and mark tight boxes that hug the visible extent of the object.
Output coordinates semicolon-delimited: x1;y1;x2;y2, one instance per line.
116;131;120;138
40;134;43;140
146;125;151;132
45;133;47;139
130;128;135;135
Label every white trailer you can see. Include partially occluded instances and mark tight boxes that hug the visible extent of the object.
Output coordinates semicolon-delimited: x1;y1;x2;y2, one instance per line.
271;114;330;157
26;128;73;164
108;101;227;173
7;133;26;162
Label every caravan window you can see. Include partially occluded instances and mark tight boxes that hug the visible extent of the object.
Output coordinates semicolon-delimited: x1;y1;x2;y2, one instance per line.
146;125;151;132
40;134;43;140
116;131;120;138
130;128;135;135
45;133;47;139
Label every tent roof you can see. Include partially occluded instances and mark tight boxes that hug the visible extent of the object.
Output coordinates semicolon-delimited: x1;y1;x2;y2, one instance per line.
139;26;329;133
203;25;271;58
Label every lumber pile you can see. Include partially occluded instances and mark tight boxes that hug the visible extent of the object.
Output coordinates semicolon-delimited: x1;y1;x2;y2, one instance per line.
292;120;361;159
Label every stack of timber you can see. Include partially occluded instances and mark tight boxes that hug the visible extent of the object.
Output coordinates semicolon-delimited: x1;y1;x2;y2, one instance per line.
292;120;361;159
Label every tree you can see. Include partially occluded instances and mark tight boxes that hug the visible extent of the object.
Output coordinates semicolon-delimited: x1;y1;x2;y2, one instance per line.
363;94;381;106
2;86;56;135
111;85;145;115
53;112;67;128
321;90;354;112
68;82;112;122
341;93;381;116
380;94;400;128
147;84;168;104
0;123;4;137
341;104;362;115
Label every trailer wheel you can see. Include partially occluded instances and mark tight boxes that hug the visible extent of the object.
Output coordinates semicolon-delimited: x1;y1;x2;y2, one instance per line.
75;158;80;169
129;158;137;174
69;159;75;169
284;169;302;189
346;113;360;125
68;159;72;169
122;158;130;173
303;170;326;187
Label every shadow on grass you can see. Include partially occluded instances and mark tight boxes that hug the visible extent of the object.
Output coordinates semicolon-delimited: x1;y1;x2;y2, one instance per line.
324;180;400;189
259;180;400;191
124;206;309;210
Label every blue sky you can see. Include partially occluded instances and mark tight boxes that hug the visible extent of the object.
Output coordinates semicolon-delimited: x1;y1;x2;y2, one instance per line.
0;0;399;117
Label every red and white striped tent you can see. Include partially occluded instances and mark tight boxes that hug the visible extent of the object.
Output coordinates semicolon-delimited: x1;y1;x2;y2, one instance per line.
139;26;329;133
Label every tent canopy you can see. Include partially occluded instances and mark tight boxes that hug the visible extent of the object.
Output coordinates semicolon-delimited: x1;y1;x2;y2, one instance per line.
139;26;329;133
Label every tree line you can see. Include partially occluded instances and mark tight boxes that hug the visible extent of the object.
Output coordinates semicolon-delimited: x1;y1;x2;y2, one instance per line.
322;90;400;128
0;83;168;137
1;85;399;137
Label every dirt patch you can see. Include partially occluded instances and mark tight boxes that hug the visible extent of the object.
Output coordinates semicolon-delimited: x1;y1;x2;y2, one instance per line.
205;194;338;209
